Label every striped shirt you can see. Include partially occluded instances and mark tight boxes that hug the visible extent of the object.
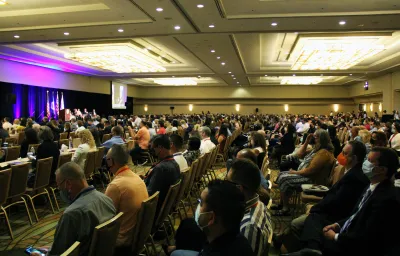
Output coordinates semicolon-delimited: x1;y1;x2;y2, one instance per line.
240;195;273;256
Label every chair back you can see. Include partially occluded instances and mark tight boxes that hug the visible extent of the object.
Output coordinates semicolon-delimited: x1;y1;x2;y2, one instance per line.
88;212;124;256
69;132;76;139
186;159;199;195
195;154;206;181
34;157;53;190
5;146;21;161
83;151;96;179
126;140;134;150
61;241;80;256
131;192;159;255
0;169;11;205
5;137;17;146
329;164;345;186
154;180;181;230
28;144;40;154
260;154;270;178
95;147;105;170
102;134;111;143
8;163;30;198
17;132;25;145
174;168;192;209
72;138;81;148
59;132;68;140
59;139;69;148
58;153;73;168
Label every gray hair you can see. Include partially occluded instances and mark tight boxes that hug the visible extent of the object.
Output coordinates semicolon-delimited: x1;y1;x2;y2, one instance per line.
108;144;129;165
315;129;334;153
201;126;211;137
39;126;54;141
56;162;85;180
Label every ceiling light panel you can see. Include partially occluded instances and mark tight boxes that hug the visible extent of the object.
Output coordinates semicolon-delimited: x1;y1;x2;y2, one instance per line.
291;36;386;70
153;77;198;85
280;76;324;85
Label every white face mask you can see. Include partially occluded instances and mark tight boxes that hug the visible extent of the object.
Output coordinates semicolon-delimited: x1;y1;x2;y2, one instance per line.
194;204;212;231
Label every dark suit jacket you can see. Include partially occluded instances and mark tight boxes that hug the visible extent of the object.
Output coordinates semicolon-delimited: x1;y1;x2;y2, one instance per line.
34;140;60;180
104;126;112;134
333;179;400;255
311;165;369;222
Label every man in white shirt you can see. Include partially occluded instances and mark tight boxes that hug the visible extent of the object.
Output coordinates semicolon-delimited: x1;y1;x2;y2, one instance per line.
199;126;216;155
296;118;311;134
2;117;12;131
170;134;189;172
295;119;304;131
134;115;142;128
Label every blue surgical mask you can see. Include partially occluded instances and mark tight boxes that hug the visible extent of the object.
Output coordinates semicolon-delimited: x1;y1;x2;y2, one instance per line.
362;160;375;179
195;204;212;231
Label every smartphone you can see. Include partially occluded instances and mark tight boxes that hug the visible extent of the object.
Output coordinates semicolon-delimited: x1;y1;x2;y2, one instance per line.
25;246;45;255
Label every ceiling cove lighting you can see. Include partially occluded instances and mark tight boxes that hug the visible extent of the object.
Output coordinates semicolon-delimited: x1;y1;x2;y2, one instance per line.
63;42;167;73
291;36;385;70
280;76;323;85
153;77;198;86
0;0;6;5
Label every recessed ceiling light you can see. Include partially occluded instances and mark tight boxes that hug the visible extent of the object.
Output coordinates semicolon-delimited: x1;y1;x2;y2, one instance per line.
174;25;181;30
339;21;346;25
231;75;234;77
64;32;70;36
233;78;236;79
118;29;124;32
156;7;163;12
197;4;204;8
265;75;268;76
271;22;278;26
221;62;226;65
217;56;221;59
237;82;239;84
172;76;175;78
350;74;353;76
171;61;175;64
228;71;232;74
209;24;215;28
211;50;215;53
293;74;296;76
14;35;20;38
198;75;201;78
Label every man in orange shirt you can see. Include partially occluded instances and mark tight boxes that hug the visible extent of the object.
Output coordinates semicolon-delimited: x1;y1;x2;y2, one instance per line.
105;144;149;253
129;120;150;162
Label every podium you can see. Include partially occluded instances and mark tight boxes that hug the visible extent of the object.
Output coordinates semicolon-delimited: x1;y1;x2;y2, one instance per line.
59;109;71;122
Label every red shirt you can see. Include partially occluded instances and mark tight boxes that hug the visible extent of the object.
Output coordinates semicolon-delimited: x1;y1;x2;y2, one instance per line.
157;127;166;135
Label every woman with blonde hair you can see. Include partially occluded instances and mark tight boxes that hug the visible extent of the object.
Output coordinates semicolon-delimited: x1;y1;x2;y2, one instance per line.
72;129;96;170
358;129;372;154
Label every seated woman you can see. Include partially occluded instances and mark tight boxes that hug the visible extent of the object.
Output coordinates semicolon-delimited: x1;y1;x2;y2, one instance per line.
216;124;229;154
183;136;201;166
72;129;97;170
358;129;372;154
328;125;342;157
20;128;39;158
272;123;296;165
48;119;62;141
249;132;267;170
63;122;72;138
273;129;335;216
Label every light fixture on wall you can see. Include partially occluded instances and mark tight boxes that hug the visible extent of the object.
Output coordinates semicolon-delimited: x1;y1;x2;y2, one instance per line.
189;104;193;111
363;104;367;111
235;104;240;112
370;103;373;112
284;104;289;112
364;81;369;90
379;103;382;112
144;105;148;112
333;104;339;112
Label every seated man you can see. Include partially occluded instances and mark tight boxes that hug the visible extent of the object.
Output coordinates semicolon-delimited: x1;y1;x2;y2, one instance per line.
276;141;369;252
199;126;216;155
144;135;181;216
105;144;148;250
170;134;189;171
226;159;273;256
31;162;116;255
129;120;150;162
172;180;255;256
296;147;400;256
183;136;201;166
101;126;125;153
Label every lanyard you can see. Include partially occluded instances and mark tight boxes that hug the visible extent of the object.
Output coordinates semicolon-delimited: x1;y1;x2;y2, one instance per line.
115;166;130;176
390;133;398;144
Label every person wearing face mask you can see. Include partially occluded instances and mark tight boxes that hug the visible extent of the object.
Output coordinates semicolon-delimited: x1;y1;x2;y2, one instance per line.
276;141;369;254
104;144;148;253
171;180;255;256
32;162;116;256
144;135;180;217
389;123;400;156
318;147;400;256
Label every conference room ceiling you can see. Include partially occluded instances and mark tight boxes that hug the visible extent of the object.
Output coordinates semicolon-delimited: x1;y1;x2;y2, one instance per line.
1;0;400;87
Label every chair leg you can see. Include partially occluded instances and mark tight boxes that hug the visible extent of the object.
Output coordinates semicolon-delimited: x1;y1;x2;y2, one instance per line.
1;206;14;240
180;200;188;218
149;235;157;255
21;197;33;225
162;222;170;245
50;188;60;211
167;215;176;237
45;189;56;214
25;195;39;222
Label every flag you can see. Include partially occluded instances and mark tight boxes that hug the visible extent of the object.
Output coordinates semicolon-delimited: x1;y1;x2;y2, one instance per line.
46;90;50;118
56;91;59;117
51;91;55;118
60;92;65;110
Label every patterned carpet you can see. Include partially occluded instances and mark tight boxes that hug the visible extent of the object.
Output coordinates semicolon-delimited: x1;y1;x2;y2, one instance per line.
0;164;292;256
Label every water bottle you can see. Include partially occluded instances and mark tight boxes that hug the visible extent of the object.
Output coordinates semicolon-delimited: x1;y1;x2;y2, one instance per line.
30;146;35;157
69;137;73;149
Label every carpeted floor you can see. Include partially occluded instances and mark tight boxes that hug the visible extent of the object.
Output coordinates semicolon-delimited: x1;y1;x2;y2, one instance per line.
0;164;292;255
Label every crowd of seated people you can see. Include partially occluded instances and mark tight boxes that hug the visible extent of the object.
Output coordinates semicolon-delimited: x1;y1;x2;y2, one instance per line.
1;109;400;256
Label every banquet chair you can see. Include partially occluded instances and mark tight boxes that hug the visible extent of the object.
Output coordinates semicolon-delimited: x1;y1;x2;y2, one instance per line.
131;192;159;256
5;137;17;146
0;169;13;239
59;139;69;149
83;151;96;180
59;132;68;140
25;157;55;222
5;146;21;161
69;132;76;139
184;159;199;214
61;241;80;256
172;167;192;220
50;152;73;211
88;212;124;256
2;163;33;239
17;131;25;145
102;134;111;143
72;138;81;148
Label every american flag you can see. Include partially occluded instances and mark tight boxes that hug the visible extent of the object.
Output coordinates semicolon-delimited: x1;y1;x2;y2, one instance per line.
60;92;65;110
56;91;59;117
51;91;55;118
46;91;50;117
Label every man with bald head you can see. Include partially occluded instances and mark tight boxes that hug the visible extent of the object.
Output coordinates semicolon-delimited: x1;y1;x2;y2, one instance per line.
236;148;270;191
33;162;116;256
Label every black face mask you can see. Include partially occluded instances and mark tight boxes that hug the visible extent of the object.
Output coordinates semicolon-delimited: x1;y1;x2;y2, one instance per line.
370;138;376;145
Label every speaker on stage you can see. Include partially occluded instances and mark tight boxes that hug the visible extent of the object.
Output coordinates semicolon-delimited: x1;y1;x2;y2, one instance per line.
59;109;71;122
